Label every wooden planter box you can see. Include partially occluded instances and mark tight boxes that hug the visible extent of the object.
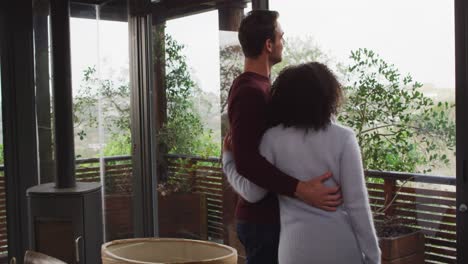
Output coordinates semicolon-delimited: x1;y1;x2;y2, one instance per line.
105;194;134;240
158;193;208;240
379;230;425;264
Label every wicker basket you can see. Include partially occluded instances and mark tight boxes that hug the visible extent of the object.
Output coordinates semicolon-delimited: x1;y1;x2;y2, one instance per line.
102;238;237;264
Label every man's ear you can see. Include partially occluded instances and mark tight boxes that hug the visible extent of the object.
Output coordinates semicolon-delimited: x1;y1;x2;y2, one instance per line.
265;39;273;53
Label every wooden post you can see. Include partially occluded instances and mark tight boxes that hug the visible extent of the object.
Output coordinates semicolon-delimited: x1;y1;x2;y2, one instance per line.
188;159;197;193
252;0;268;10
383;179;397;217
218;2;245;32
129;0;151;16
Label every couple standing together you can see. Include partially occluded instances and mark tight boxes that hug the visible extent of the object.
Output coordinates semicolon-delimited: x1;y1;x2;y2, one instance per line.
222;10;381;264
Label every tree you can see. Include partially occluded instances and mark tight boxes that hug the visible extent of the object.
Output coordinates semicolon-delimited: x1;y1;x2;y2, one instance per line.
338;48;455;173
271;36;345;80
74;65;131;157
219;38;455;173
219;45;243;113
74;34;220;158
219;36;344;113
157;35;204;155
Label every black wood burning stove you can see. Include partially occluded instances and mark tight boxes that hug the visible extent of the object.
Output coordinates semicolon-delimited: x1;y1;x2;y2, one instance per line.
27;0;103;263
27;183;102;264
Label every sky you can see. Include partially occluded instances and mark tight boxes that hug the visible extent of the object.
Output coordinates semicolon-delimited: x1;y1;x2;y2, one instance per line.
166;11;222;95
70;18;129;95
67;0;455;96
165;0;455;92
270;0;455;90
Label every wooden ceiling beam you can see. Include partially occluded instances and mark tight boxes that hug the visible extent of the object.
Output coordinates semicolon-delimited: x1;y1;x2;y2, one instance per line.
151;0;248;23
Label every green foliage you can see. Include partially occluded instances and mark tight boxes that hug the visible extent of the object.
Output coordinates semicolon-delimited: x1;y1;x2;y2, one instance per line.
74;34;219;158
271;36;345;80
74;65;131;139
219;38;455;173
74;32;455;175
338;48;455;172
0;144;3;165
219;45;244;113
157;34;216;156
103;134;131;157
190;130;221;158
219;36;344;112
157;161;196;195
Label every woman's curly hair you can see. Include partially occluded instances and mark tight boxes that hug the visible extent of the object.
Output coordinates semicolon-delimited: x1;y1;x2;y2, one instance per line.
268;62;343;130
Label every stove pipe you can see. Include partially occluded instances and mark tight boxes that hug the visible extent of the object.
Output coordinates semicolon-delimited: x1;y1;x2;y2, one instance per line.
50;0;76;188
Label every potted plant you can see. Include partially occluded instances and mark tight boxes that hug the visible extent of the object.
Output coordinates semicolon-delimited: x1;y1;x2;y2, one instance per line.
375;216;425;264
157;175;208;240
372;179;425;264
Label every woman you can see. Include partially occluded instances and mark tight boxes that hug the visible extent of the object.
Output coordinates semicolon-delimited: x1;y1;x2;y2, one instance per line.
223;62;381;264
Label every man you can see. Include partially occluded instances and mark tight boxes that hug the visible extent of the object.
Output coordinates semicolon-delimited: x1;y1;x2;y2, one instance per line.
223;10;342;264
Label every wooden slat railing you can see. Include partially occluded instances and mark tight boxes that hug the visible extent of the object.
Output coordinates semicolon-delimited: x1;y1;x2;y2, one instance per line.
0;156;459;263
366;170;456;264
165;156;458;263
75;155;134;240
166;154;224;240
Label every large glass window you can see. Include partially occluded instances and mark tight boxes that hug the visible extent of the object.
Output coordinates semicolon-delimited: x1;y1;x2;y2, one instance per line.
270;0;455;176
33;0;134;242
270;1;456;262
152;10;224;242
71;1;133;242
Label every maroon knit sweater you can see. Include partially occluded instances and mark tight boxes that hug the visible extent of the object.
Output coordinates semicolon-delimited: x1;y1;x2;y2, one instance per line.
227;72;299;223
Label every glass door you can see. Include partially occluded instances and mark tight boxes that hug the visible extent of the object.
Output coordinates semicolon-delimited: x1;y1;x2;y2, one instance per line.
32;0;135;243
269;0;456;262
70;0;134;242
151;9;224;242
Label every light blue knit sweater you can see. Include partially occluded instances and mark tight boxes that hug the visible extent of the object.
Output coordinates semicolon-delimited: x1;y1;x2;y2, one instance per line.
223;123;381;264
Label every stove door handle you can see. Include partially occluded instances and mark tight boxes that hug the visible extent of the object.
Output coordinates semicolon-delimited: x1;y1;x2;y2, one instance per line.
75;236;83;263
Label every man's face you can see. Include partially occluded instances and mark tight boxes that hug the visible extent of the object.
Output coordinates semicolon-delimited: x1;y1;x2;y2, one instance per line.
269;21;284;65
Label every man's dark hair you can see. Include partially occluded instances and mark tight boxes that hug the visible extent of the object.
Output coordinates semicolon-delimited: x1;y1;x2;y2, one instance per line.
268;62;343;130
238;10;279;58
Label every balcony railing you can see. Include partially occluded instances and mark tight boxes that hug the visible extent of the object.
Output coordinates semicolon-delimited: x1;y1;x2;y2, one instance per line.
0;164;6;257
75;155;134;240
0;155;458;263
366;171;456;263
